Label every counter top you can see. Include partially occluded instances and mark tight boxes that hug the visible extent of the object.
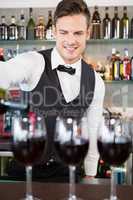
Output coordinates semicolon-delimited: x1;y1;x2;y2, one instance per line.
0;182;133;200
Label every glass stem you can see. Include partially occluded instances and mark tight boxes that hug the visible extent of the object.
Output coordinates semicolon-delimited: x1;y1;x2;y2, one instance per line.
26;166;33;200
69;165;76;199
110;167;117;200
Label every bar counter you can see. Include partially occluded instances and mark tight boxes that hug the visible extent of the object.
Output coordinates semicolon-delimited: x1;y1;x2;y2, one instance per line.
0;181;133;200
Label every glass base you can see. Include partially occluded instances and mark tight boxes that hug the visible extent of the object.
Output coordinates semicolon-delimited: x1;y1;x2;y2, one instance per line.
21;197;41;200
104;196;119;200
62;197;83;200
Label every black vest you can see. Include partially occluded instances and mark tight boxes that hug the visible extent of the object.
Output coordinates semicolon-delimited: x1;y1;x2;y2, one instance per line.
28;49;95;161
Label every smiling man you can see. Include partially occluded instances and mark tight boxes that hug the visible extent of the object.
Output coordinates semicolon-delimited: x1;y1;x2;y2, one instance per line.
0;0;105;181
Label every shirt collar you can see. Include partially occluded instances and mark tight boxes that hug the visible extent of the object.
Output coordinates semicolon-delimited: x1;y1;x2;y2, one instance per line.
51;47;81;70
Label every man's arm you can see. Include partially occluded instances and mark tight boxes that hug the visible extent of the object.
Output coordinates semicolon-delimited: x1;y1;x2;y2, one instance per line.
0;51;45;91
84;71;105;177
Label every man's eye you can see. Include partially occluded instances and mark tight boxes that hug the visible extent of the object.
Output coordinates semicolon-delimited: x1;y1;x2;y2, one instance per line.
60;31;67;35
75;32;83;36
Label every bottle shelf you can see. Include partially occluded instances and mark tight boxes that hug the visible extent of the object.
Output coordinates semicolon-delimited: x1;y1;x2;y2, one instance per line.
1;38;133;46
105;80;133;84
87;39;133;44
0;39;56;46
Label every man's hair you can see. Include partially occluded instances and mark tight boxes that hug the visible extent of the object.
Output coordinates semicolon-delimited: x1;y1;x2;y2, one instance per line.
54;0;91;27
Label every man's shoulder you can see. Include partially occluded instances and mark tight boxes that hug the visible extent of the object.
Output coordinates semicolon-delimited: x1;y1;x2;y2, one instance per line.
82;59;104;87
38;48;53;56
94;71;105;93
82;59;94;71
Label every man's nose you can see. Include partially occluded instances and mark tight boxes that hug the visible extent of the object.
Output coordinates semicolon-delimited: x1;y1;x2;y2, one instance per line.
66;34;76;44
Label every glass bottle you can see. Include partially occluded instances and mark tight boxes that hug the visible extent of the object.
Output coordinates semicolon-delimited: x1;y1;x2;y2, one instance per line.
8;16;18;40
35;15;45;40
112;7;120;39
91;6;101;39
45;10;54;40
130;55;133;80
0;48;5;61
120;7;129;39
27;8;35;40
18;10;26;40
113;51;121;80
102;7;111;39
0;16;8;40
130;17;133;38
109;48;116;80
122;48;131;80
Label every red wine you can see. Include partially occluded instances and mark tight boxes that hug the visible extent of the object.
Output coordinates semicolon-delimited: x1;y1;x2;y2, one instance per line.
97;138;132;166
12;137;46;166
54;138;89;166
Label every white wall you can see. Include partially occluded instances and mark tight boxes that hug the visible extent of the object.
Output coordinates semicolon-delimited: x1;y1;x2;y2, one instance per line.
0;0;133;8
86;0;133;7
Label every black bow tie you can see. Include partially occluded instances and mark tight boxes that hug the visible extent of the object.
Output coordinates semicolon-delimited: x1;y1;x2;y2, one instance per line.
57;65;76;75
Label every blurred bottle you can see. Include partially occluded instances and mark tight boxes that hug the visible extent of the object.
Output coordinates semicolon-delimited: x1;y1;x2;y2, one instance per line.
102;7;111;39
0;48;7;117
3;111;12;137
112;7;120;39
0;48;6;101
45;10;54;40
130;17;133;38
7;49;13;60
96;158;111;178
120;7;129;39
91;6;101;39
35;15;45;40
113;51;121;80
8;16;18;40
18;10;26;40
120;48;131;80
105;48;116;81
130;56;133;80
0;48;5;61
27;8;35;40
0;16;8;40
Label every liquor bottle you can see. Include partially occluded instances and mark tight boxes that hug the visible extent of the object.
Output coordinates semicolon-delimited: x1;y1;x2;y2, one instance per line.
130;17;133;38
102;7;111;39
8;16;18;40
121;48;131;80
130;56;133;80
0;48;5;61
109;48;116;80
0;16;8;40
96;158;111;178
112;7;120;39
91;6;101;39
0;48;6;114
120;7;129;39
18;10;26;40
45;10;54;40
112;51;121;80
27;8;35;40
35;15;45;40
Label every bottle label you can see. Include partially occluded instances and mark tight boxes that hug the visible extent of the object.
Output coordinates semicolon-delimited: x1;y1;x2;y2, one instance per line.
9;26;18;40
123;20;129;39
0;26;8;40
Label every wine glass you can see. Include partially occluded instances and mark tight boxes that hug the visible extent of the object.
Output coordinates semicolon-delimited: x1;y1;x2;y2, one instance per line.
54;116;89;200
11;112;47;200
97;114;132;200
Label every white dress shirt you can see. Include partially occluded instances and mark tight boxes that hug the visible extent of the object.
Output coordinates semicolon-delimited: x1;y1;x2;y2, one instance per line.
0;47;105;176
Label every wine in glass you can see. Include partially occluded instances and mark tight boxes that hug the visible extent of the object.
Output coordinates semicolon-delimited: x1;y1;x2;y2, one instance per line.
97;115;132;200
11;112;47;200
54;116;89;200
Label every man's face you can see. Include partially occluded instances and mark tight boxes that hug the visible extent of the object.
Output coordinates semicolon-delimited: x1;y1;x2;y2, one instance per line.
53;14;90;64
